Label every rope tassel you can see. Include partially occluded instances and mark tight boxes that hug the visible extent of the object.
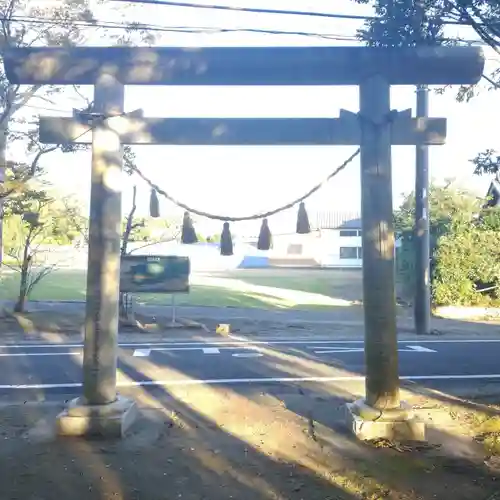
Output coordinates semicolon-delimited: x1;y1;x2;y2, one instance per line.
149;188;160;218
181;211;198;244
257;218;272;250
296;201;310;234
220;222;233;256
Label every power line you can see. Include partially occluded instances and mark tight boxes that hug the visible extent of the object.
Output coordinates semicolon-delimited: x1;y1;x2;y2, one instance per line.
3;14;493;46
4;15;358;41
110;0;378;22
109;0;493;27
3;1;500;41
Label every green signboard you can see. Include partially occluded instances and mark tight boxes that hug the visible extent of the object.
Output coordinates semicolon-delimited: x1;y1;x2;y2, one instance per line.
120;255;190;294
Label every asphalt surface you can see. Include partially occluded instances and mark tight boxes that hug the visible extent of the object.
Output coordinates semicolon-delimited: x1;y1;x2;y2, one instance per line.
1;337;500;400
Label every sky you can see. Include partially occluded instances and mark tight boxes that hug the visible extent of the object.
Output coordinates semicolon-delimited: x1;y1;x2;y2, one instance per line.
10;0;500;237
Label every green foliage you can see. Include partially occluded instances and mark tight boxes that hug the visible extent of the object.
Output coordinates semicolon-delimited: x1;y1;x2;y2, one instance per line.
353;0;500;96
354;0;500;306
394;182;486;303
472;149;500;178
395;236;416;299
353;1;500;48
0;0;98;131
395;189;500;307
2;186;87;311
433;225;500;306
122;217;174;243
354;0;446;47
0;0;156;211
5;189;83;245
394;183;479;236
479;207;500;231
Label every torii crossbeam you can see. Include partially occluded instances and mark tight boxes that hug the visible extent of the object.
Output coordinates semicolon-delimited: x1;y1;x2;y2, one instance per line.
4;45;485;440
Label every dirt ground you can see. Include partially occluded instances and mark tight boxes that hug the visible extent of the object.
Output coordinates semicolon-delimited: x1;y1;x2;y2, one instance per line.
2;304;500;343
0;308;208;338
3;385;500;500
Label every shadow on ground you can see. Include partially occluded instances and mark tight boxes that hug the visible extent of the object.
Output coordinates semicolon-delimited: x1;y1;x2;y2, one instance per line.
1;343;500;499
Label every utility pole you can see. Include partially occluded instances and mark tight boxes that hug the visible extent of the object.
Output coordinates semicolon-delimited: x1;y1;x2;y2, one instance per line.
414;85;431;335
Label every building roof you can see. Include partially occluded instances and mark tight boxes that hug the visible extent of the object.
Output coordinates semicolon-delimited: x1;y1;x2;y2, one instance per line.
314;211;362;230
337;218;362;230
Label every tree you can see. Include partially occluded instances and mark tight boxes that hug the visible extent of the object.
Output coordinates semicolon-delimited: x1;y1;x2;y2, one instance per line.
0;0;95;269
2;187;71;312
0;0;157;161
472;148;500;190
354;1;500;95
0;0;97;178
118;184;180;321
0;1;158;265
64;177;181;320
121;185;142;255
395;181;480;236
394;184;500;306
40;194;83;244
355;0;445;47
395;181;481;299
355;1;500;305
432;217;500;305
354;1;500;47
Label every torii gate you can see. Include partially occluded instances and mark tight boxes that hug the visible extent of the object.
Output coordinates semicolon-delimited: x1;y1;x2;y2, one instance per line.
4;46;484;439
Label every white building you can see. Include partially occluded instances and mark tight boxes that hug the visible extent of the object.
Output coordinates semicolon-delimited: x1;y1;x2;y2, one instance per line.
243;212;365;268
317;218;363;268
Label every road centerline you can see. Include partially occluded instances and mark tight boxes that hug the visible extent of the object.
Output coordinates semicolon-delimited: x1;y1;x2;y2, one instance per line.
1;373;500;390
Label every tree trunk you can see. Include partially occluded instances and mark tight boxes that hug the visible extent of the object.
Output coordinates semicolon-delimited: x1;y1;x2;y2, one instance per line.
14;294;26;313
15;265;29;313
0;124;6;268
15;240;32;314
119;186;137;322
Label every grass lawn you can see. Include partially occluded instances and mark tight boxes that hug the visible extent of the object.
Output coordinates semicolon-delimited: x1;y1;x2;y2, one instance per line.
0;267;363;311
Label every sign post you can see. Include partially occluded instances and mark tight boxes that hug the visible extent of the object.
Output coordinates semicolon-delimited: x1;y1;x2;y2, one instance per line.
4;45;484;440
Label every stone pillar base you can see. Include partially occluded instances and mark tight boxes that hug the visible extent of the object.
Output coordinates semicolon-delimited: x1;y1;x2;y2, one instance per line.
345;399;426;442
56;396;138;439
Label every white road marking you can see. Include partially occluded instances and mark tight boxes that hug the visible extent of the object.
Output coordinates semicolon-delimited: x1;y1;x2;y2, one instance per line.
405;345;437;353
0;352;80;357
314;348;365;354
133;346;258;357
3;373;500;390
313;345;438;354
202;347;221;354
133;349;151;357
232;352;264;358
155;347;249;352
3;338;500;350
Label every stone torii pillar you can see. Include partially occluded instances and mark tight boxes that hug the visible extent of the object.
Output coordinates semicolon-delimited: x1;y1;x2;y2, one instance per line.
4;46;484;440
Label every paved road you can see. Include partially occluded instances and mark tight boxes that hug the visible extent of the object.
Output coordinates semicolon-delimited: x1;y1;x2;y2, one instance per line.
1;337;500;400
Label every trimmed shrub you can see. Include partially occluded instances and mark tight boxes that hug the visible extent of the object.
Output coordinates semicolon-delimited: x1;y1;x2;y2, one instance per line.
432;225;500;306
